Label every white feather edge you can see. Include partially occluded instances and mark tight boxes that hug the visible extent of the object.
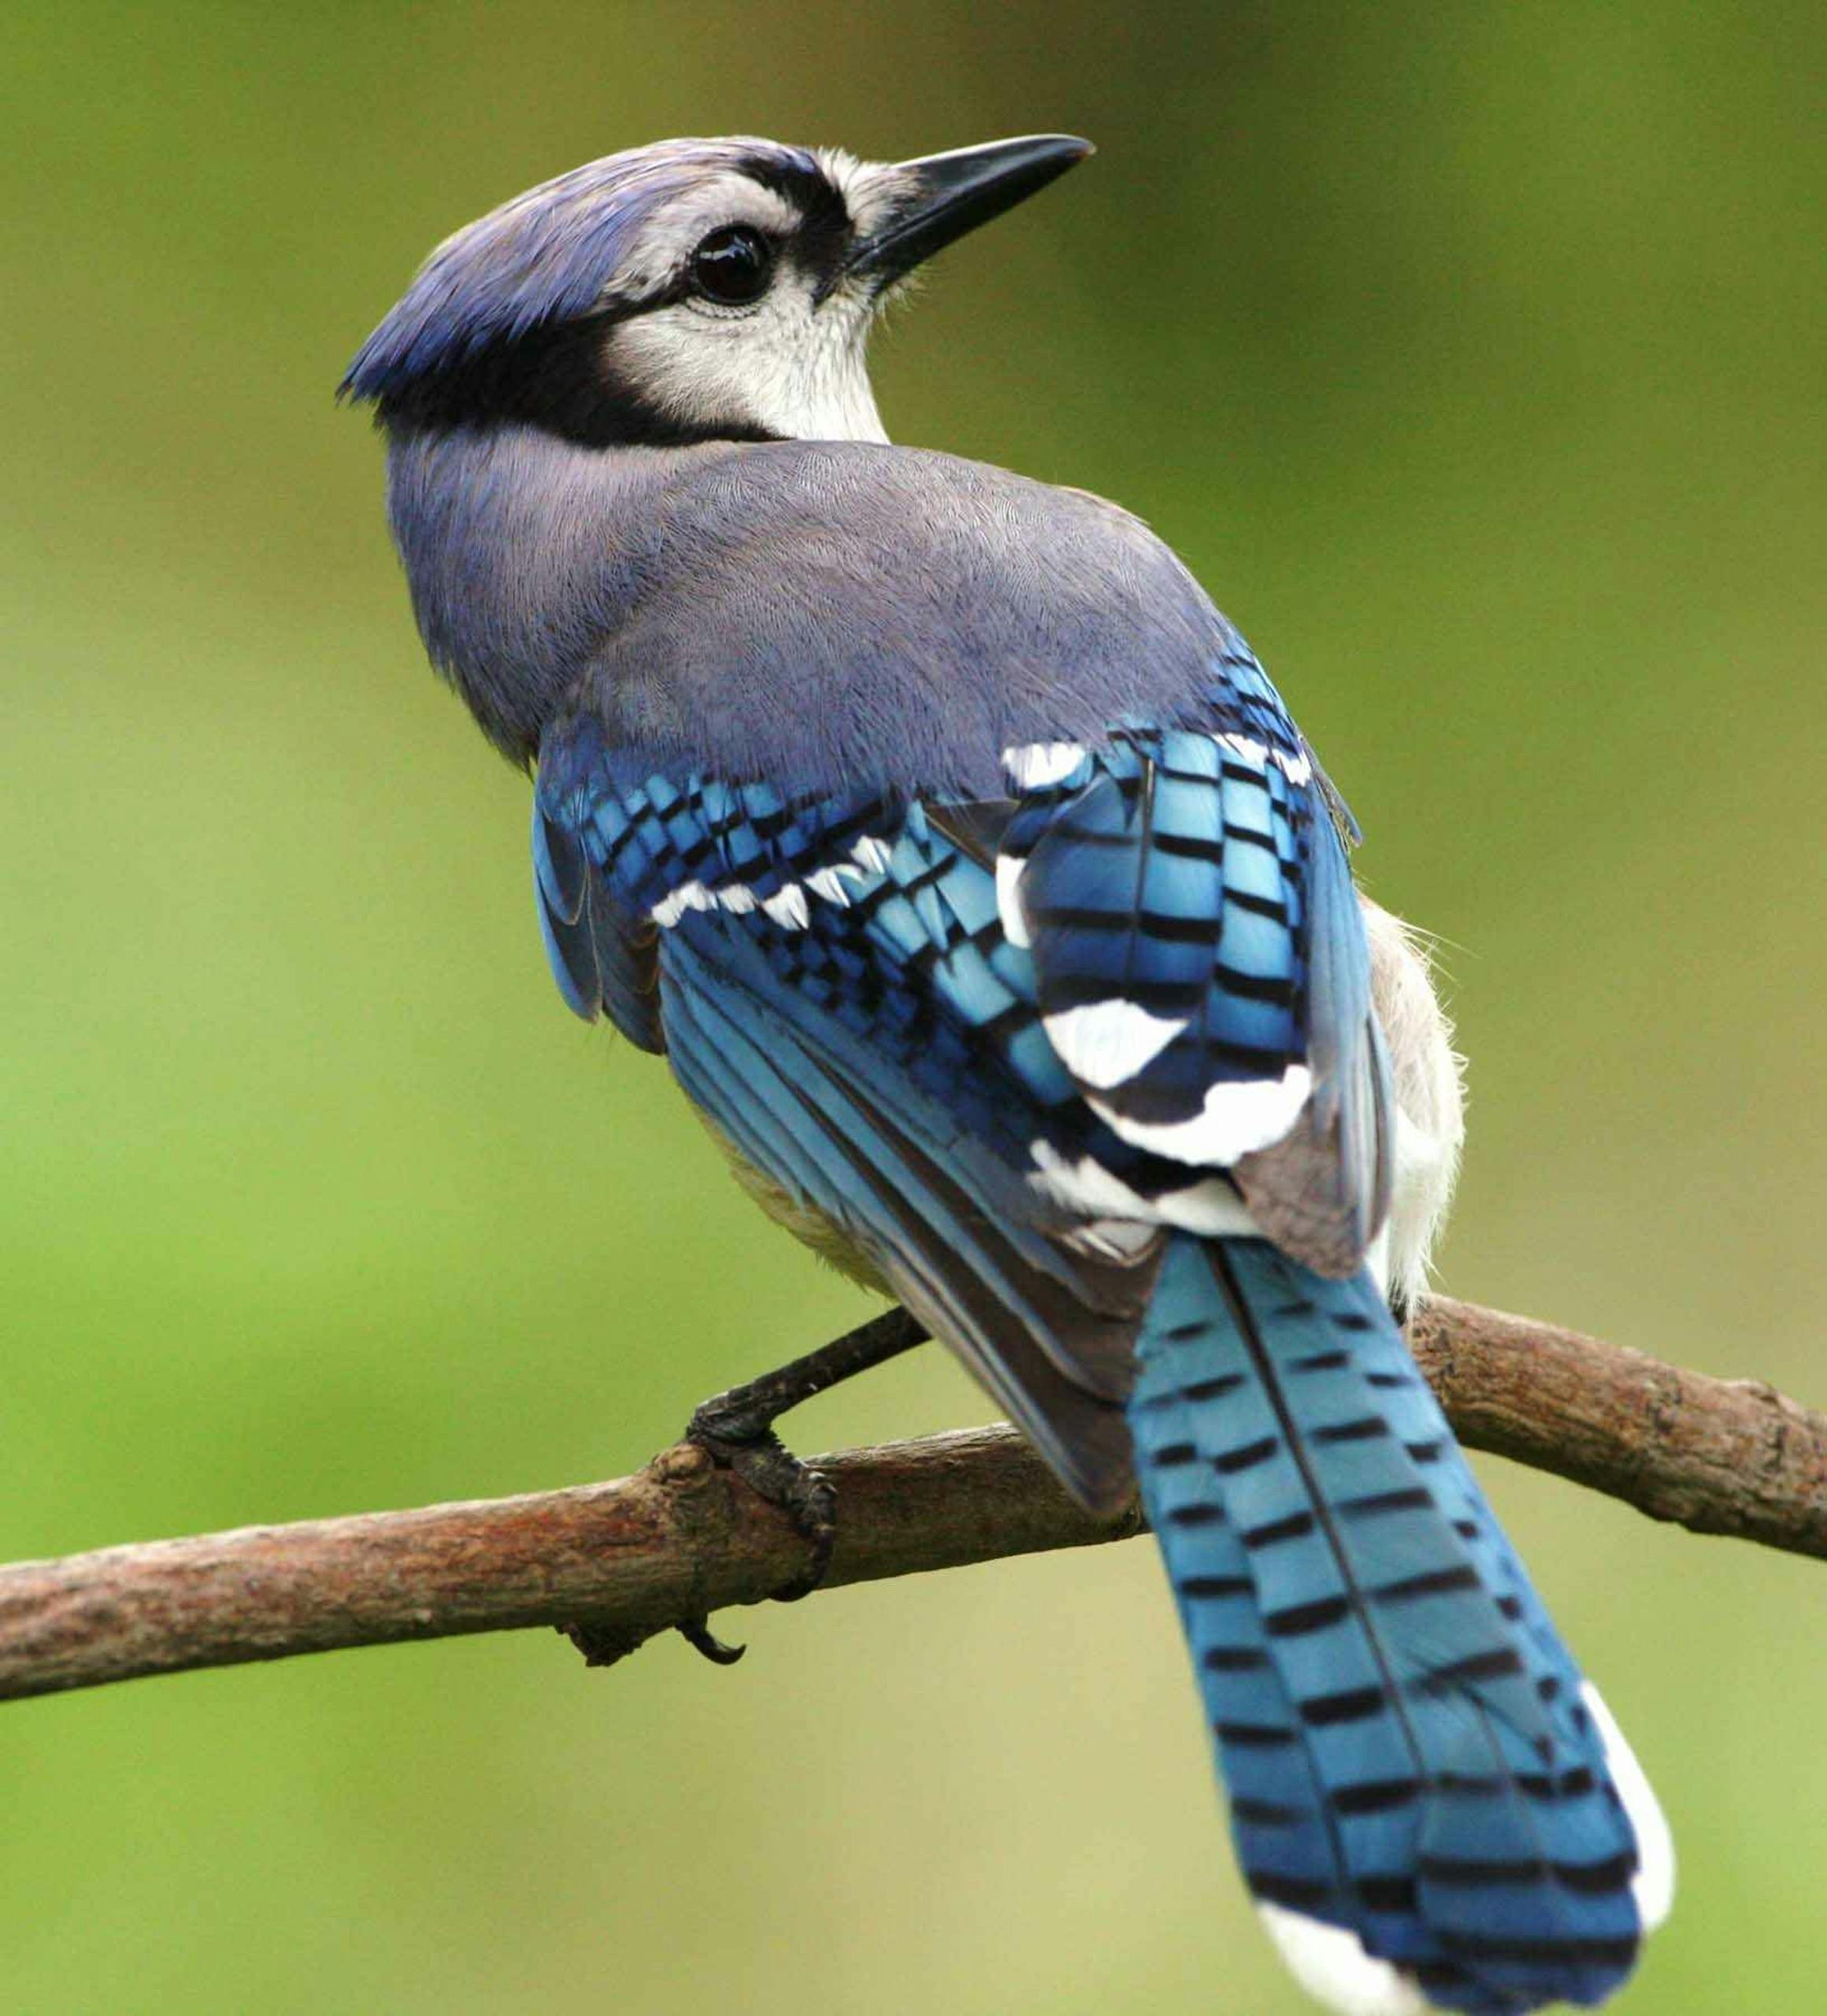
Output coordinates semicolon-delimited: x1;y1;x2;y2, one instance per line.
1025;1140;1260;1239
649;835;899;933
1254;1688;1672;2016
649;879;714;928
1363;1221;1392;1303
995;854;1032;949
1000;740;1088;790
803;865;852;907
1255;1906;1427;2016
1214;728;1314;787
1582;1681;1676;1933
1090;1062;1314;1166
1041;999;1187;1091
999;732;1313;792
762;883;810;930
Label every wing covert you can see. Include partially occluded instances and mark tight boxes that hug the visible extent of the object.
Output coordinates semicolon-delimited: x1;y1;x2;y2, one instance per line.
997;666;1392;1276
534;712;1180;1509
531;637;1394;1495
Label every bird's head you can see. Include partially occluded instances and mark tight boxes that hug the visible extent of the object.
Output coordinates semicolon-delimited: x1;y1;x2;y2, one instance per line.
341;134;1090;447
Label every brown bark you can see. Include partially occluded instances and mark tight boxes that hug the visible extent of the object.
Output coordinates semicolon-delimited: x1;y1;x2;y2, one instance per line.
1410;1295;1827;1555
1;1294;1820;1705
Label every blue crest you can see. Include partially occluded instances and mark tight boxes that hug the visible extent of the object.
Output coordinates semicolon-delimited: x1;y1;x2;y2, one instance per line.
340;138;826;403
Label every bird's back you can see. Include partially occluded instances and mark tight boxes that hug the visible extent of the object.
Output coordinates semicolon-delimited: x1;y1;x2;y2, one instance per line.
390;425;1262;795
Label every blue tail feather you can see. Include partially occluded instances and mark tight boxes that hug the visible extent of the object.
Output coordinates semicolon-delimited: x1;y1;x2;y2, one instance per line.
1129;1237;1644;2014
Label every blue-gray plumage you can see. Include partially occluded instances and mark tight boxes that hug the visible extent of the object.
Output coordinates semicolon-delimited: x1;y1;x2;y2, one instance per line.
344;133;1672;2014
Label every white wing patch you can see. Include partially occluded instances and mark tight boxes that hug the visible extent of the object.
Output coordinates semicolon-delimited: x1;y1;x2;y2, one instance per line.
803;865;853;907
1214;728;1314;788
1063;1216;1160;1264
762;884;810;930
1026;1140;1262;1239
649;836;899;933
652;879;725;927
1582;1682;1676;1933
1001;740;1088;791
995;728;1325;1166
1256;1905;1427;2016
1042;999;1187;1091
1091;1063;1313;1166
995;854;1032;949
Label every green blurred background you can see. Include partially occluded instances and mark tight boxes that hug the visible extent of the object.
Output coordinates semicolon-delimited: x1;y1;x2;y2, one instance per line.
3;3;1823;2010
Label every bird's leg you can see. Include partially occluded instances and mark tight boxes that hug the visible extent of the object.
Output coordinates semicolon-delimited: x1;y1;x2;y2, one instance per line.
561;1306;929;1671
673;1307;928;1658
689;1306;928;1590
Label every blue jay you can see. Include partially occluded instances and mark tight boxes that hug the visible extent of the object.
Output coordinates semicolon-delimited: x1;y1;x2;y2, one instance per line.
344;135;1673;2014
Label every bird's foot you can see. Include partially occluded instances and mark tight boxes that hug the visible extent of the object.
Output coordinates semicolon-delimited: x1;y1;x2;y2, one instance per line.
685;1391;838;1606
673;1309;928;1661
556;1310;926;1671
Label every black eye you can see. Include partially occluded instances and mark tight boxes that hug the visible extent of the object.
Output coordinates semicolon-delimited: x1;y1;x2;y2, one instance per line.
689;225;774;306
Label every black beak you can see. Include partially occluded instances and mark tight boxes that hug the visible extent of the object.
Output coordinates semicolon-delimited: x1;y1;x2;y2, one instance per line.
843;134;1093;289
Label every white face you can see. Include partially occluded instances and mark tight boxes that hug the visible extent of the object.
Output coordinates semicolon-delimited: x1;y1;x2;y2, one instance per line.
598;158;901;444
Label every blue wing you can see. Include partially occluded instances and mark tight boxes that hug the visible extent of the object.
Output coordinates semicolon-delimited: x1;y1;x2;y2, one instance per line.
536;713;1151;1503
532;650;1663;2013
1001;707;1389;1273
531;644;1389;1503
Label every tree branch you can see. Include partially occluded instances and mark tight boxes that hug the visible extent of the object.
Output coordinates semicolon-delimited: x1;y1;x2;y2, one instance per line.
2;1293;1821;1704
1406;1297;1827;1552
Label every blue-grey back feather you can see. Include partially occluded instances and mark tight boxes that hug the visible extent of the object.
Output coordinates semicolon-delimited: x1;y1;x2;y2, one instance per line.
380;426;1258;776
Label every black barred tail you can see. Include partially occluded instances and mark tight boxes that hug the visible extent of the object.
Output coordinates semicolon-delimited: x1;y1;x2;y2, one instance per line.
1128;1236;1670;2014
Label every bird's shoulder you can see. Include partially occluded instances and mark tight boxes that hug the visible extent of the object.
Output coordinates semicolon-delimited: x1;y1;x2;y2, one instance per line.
661;437;1163;542
576;439;1272;802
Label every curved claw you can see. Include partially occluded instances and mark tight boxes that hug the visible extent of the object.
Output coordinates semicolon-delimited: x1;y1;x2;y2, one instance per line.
677;1615;747;1666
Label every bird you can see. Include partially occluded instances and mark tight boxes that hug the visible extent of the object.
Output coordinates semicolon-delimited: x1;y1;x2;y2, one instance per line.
343;133;1673;2014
